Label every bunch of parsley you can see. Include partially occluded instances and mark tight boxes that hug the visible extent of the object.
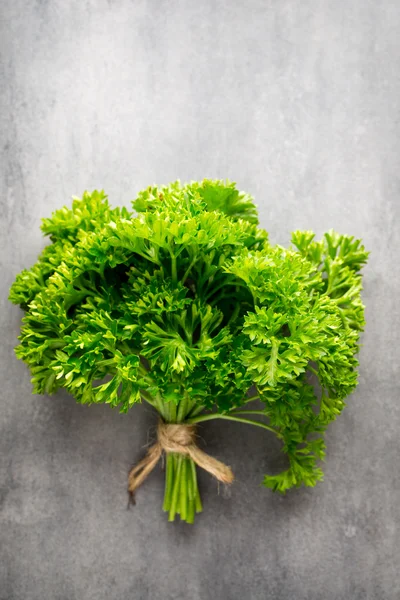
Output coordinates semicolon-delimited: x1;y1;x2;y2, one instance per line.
9;180;368;523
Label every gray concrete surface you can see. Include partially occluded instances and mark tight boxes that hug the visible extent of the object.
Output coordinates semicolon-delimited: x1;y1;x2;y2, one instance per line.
1;1;399;599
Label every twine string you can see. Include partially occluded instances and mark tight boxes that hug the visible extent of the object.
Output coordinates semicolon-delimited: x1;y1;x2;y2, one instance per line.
128;421;234;502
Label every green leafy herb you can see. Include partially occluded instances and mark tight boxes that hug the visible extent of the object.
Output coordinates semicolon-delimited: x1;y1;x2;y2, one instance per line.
9;180;368;521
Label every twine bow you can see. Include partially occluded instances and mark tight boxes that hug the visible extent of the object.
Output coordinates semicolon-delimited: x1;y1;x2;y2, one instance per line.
128;421;234;502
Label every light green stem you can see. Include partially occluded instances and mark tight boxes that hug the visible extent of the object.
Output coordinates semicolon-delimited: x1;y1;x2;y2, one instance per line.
243;393;260;404
191;458;202;513
187;412;280;437
179;458;188;521
181;256;198;283
176;393;188;422
186;465;195;524
231;410;269;417
162;453;175;512
168;454;182;521
171;254;178;282
187;403;206;418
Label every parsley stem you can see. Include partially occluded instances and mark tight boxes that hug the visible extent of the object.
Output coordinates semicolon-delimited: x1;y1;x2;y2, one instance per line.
181;257;198;284
231;410;269;417
186;403;206;418
192;459;202;513
186;462;195;524
168;454;182;521
177;393;188;422
226;302;241;325
187;413;280;436
243;393;260;404
139;389;153;402
308;366;319;377
169;401;177;422
179;457;188;520
171;254;178;282
141;391;167;419
162;452;174;512
184;393;259;421
204;279;248;303
96;358;116;368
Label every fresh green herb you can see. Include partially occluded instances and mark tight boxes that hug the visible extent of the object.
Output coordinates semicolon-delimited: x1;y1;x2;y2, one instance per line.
9;180;368;522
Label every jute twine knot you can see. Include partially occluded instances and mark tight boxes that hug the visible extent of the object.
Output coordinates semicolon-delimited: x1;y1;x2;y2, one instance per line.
128;421;234;503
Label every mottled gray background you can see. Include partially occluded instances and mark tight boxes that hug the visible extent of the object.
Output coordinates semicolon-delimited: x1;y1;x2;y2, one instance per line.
1;1;399;599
